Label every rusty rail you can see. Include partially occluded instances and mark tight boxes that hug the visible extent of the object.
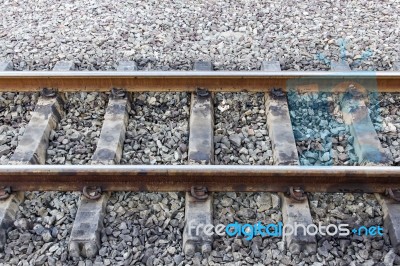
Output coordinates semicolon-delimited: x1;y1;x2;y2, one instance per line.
0;165;398;192
0;71;399;92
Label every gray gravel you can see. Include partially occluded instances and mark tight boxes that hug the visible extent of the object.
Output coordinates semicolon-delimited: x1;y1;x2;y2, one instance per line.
121;92;189;165
214;92;273;165
0;92;37;164
211;192;282;265
370;93;400;165
0;1;399;71
95;192;185;266
46;92;108;165
307;193;396;266
288;91;358;166
0;192;79;265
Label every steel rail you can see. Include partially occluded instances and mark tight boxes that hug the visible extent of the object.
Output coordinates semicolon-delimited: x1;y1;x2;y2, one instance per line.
0;165;399;192
0;71;399;92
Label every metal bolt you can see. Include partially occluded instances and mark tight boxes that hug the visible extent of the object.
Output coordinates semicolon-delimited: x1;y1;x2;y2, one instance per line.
287;186;306;202
111;88;126;99
82;186;102;200
190;186;208;201
41;88;57;98
196;88;209;97
347;84;363;98
386;188;400;202
270;87;285;98
0;186;11;200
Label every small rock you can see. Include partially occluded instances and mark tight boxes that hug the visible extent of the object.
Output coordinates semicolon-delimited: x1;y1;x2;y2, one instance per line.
41;229;53;243
33;224;45;235
384;249;396;265
229;134;241;147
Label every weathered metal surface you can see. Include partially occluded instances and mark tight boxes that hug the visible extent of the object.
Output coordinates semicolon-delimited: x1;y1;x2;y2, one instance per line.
376;193;400;254
0;71;400;92
52;61;75;71
0;192;23;251
0;165;398;192
184;61;214;256
280;193;317;255
69;194;109;258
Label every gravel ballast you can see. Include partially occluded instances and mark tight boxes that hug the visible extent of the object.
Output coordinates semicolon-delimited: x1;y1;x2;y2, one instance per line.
1;0;400;265
0;192;79;265
370;93;400;165
0;1;399;71
0;92;37;164
288;91;358;166
214;92;273;165
307;193;394;266
121;92;189;165
46;92;108;165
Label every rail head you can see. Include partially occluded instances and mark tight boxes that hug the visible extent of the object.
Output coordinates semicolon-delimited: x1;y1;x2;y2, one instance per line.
0;71;399;92
0;165;398;193
0;70;400;77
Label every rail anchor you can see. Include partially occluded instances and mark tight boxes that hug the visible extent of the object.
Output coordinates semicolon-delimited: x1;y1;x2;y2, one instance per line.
41;88;57;98
190;186;208;201
196;87;209;97
270;87;285;98
82;186;102;200
386;188;400;202
346;84;365;99
287;186;306;202
111;88;126;99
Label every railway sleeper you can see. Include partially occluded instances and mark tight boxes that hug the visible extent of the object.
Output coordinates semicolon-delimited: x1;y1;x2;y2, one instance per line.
183;61;214;256
0;62;30;249
9;61;71;164
69;193;109;258
264;61;316;254
374;62;400;254
331;61;391;164
0;191;23;251
331;61;400;254
69;61;133;258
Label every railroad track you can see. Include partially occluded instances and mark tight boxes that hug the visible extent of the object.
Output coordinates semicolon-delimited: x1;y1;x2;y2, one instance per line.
0;59;399;262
